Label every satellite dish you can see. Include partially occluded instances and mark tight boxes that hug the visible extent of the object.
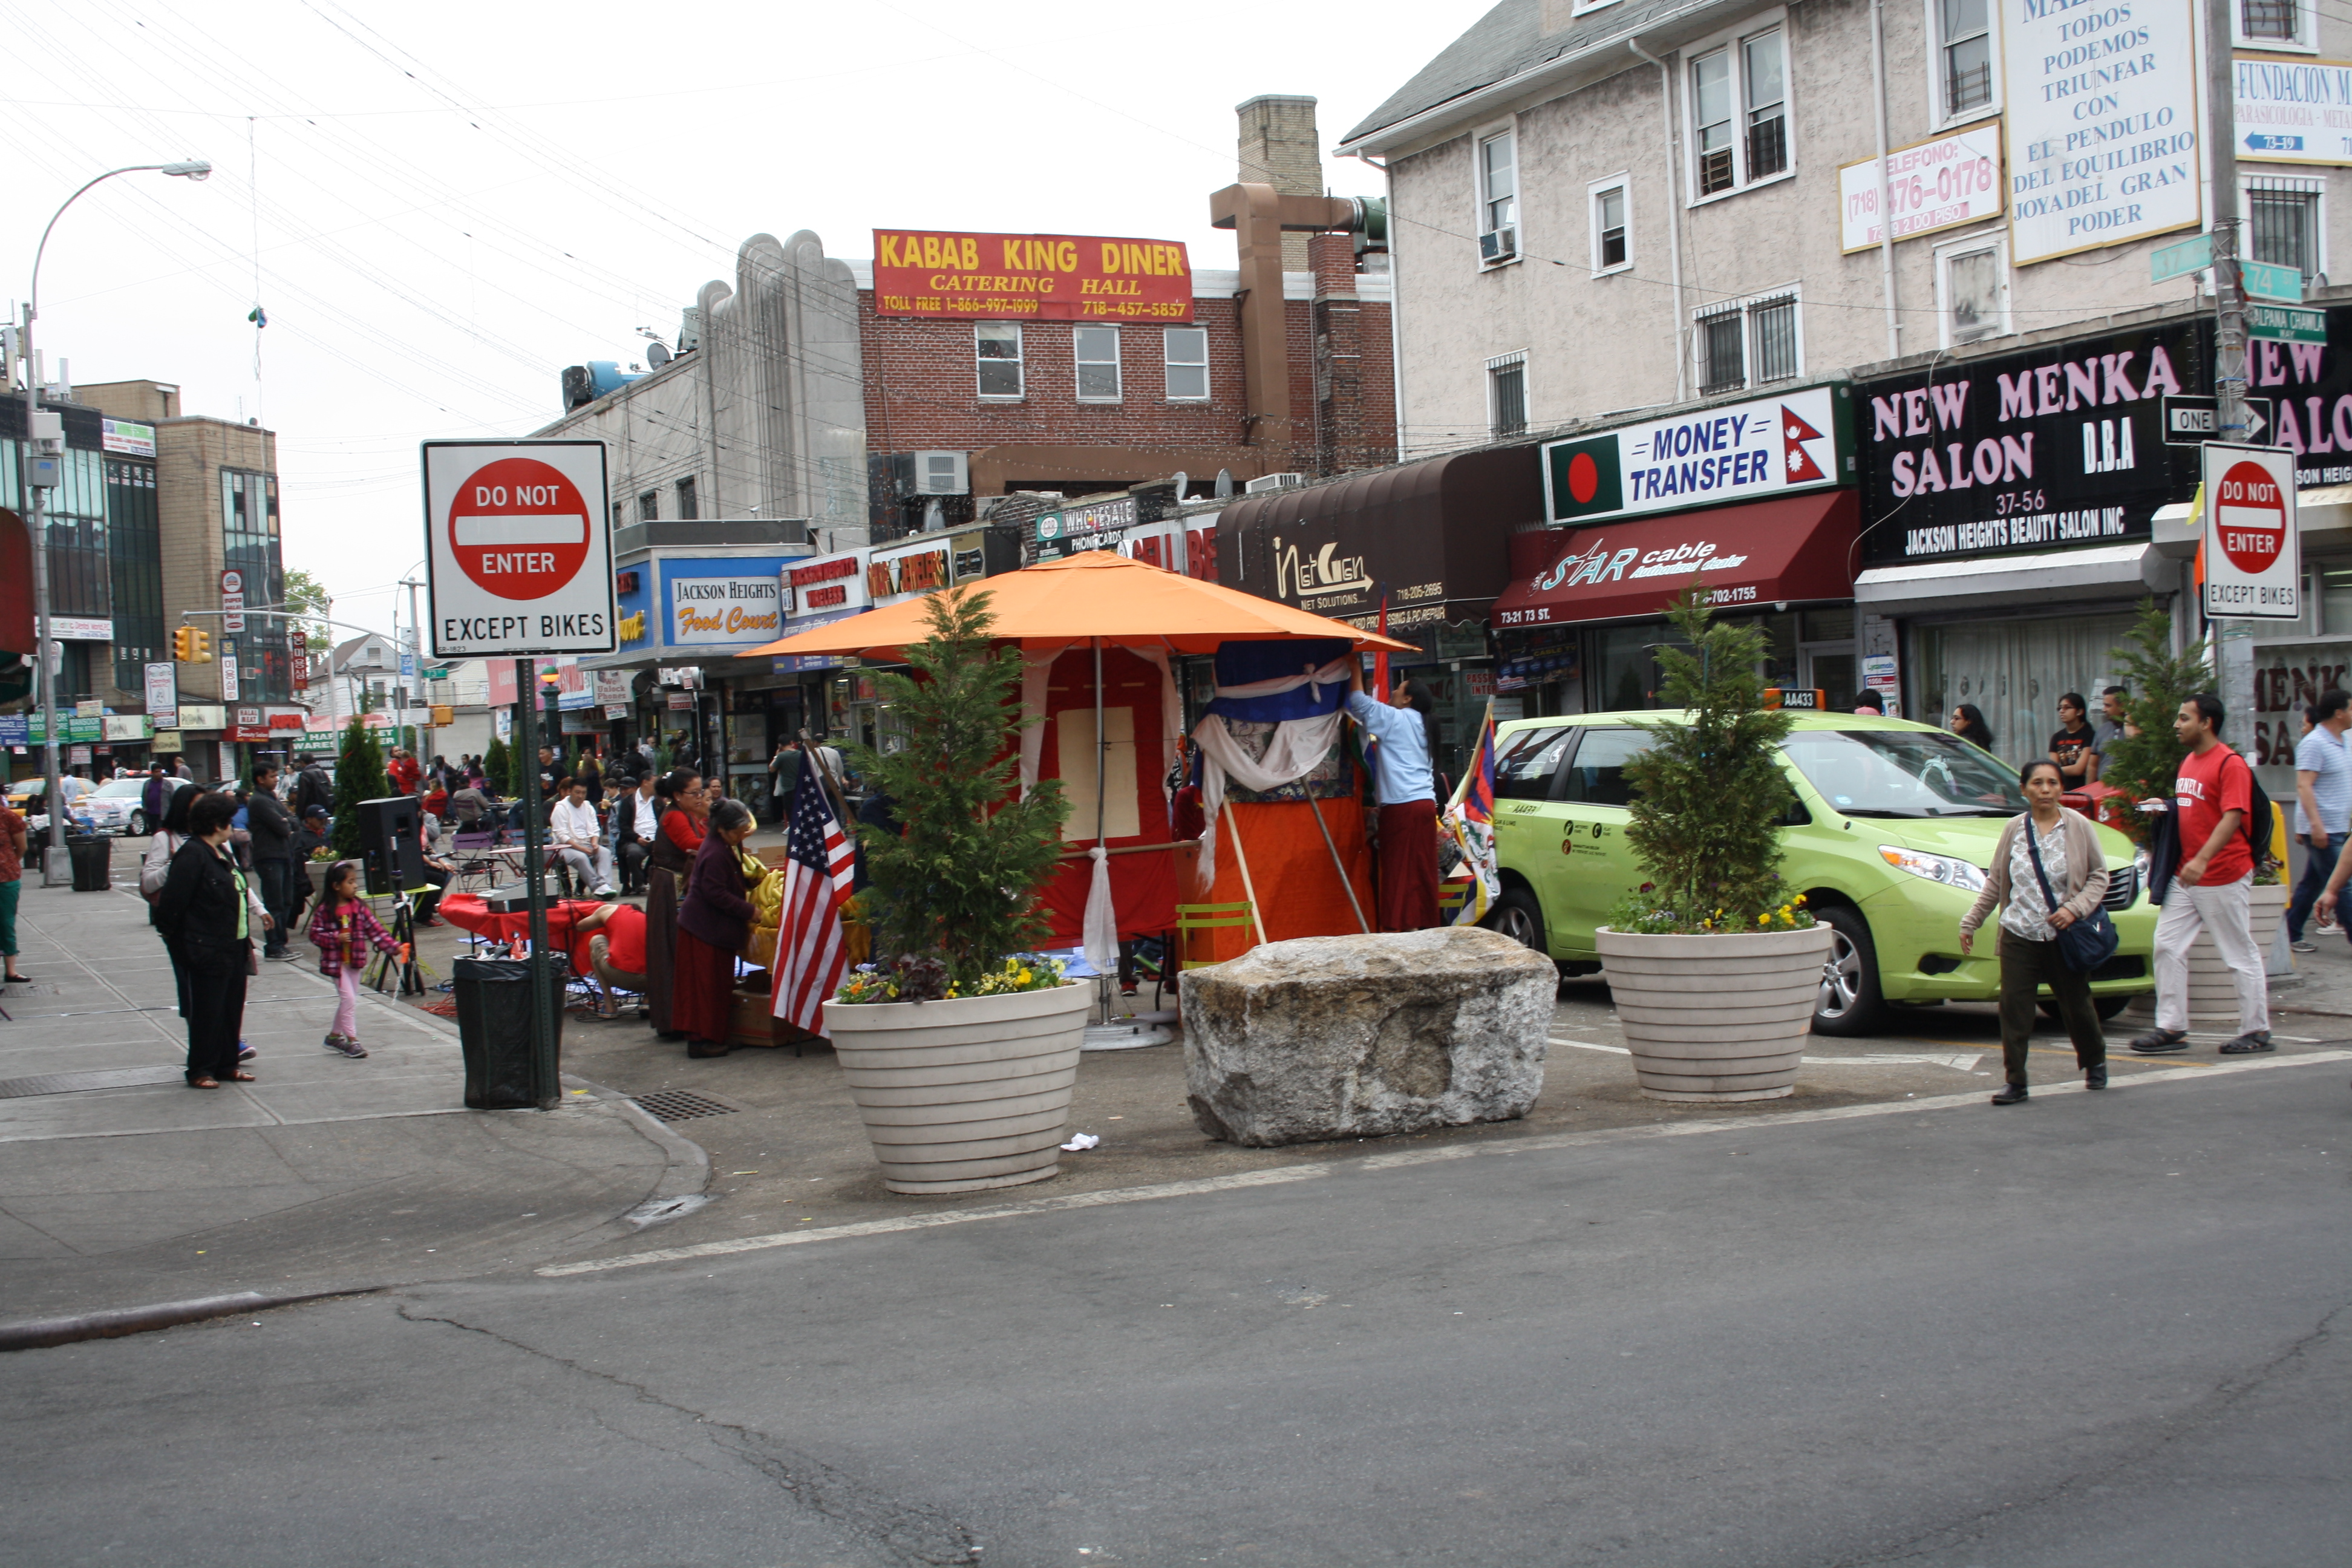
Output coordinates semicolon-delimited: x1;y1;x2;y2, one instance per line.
647;341;672;367
1171;470;1188;499
1214;468;1234;498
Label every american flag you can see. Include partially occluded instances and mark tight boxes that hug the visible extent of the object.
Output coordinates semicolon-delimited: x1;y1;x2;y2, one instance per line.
769;755;857;1033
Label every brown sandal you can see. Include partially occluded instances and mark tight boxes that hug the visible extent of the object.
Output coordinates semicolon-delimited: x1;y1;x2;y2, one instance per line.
189;1076;220;1089
225;1070;257;1082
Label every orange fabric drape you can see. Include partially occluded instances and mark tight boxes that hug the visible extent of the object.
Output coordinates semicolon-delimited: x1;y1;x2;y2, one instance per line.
1176;798;1374;964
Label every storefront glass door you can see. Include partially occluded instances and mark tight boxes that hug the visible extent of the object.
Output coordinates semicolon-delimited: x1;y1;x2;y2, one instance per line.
1916;611;2138;775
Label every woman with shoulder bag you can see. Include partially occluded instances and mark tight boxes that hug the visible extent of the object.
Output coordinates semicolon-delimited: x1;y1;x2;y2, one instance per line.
1959;759;2114;1104
152;790;268;1088
143;783;266;1034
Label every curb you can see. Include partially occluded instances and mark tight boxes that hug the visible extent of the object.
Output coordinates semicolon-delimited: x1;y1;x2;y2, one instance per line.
563;1073;713;1205
0;1288;371;1354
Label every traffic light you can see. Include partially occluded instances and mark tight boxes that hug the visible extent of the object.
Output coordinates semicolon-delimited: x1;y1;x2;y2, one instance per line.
191;629;213;664
173;627;193;662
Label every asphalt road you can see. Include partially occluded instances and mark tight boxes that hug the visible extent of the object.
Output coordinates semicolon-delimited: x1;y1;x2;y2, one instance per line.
6;1050;2347;1567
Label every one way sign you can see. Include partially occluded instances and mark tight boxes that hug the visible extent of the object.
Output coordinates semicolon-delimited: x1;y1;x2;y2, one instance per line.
2161;395;2273;446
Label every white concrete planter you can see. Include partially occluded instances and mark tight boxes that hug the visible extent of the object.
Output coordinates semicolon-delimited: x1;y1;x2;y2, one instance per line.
824;981;1093;1195
2123;879;2290;1028
1595;924;1838;1102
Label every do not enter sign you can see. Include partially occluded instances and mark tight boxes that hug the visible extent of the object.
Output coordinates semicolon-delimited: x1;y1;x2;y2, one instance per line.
2202;443;2299;621
448;457;593;601
422;440;615;657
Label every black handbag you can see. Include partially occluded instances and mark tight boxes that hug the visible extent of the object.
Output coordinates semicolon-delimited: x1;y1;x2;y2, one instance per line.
2023;820;2120;973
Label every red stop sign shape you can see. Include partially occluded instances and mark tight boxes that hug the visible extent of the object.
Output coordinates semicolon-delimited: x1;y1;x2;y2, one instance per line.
2215;460;2286;575
446;457;592;601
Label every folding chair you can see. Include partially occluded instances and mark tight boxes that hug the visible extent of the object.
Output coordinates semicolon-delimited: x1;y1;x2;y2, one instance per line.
448;827;501;895
1173;901;1255;973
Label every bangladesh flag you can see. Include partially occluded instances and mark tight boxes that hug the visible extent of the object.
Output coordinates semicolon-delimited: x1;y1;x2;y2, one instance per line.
1547;434;1622;523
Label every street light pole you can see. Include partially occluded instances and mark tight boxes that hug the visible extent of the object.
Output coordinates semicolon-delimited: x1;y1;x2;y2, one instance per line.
22;160;211;882
2206;0;2247;444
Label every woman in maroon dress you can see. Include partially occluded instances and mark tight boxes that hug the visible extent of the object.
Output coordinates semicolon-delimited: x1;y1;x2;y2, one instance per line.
674;797;757;1057
642;770;708;1037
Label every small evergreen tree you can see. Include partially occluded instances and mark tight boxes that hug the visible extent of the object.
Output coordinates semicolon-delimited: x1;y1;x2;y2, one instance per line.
2100;598;2216;828
330;716;384;861
483;736;512;796
1616;583;1805;932
847;586;1071;990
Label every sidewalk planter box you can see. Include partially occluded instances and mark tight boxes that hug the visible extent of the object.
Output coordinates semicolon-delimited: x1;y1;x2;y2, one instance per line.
2122;880;2290;1028
1596;924;1837;1102
825;981;1093;1195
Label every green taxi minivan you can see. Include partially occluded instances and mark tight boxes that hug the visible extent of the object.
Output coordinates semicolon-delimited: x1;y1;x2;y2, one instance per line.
1481;711;2156;1034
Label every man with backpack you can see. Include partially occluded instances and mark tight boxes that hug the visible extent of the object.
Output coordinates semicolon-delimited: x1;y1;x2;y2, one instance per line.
2132;693;2271;1056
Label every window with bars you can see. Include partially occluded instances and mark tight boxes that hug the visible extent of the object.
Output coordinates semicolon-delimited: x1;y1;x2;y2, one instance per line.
1074;326;1122;401
2249;186;2321;280
1941;0;1993;116
1489;356;1527;438
976;322;1024;398
1696;294;1799;394
2241;0;2298;40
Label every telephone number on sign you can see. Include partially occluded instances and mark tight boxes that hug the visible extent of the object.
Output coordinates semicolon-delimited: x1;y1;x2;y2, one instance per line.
1707;585;1758;605
1079;300;1188;318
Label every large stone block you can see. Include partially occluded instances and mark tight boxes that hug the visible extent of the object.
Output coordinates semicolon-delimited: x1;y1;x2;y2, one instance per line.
1180;927;1556;1147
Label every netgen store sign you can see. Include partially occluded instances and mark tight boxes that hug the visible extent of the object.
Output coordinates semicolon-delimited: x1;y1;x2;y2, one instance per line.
871;229;1194;321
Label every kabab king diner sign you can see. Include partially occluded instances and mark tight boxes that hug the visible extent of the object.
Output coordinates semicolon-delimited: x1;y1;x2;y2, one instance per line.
870;229;1193;321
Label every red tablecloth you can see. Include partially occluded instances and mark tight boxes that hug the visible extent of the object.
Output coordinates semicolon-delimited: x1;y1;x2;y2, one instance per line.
439;893;607;947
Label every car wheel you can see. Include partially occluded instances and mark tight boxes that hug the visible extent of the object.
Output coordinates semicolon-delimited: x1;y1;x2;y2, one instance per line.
1812;904;1888;1037
1483;884;1547;955
127;811;148;837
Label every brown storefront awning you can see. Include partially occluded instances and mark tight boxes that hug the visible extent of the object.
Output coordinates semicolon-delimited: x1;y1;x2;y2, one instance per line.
1489;490;1859;629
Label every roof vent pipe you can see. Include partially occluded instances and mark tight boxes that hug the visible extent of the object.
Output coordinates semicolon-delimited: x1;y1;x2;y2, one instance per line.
1627;39;1688;405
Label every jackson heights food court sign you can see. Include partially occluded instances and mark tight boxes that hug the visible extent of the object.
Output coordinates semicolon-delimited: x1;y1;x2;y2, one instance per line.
870;229;1194;321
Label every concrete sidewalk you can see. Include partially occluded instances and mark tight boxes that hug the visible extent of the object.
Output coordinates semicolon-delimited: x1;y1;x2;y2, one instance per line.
0;849;702;1327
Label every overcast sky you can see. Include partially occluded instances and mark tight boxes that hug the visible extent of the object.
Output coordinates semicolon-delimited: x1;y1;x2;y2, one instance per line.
1;0;1492;644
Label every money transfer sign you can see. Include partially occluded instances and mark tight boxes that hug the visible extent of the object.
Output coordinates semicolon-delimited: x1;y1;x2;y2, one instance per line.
2203;443;2300;619
422;440;614;658
2235;56;2352;166
2005;0;2201;266
1541;385;1849;526
1839;124;2004;252
870;229;1194;321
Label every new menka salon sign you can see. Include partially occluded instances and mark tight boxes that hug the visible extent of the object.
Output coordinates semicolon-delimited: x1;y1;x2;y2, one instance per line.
1541;385;1851;526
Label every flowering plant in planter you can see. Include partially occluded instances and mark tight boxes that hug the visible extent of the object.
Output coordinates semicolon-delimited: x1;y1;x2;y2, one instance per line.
1607;583;1815;935
831;586;1073;1000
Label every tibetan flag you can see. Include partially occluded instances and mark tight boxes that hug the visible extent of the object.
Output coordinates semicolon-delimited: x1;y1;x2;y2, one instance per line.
1442;702;1500;927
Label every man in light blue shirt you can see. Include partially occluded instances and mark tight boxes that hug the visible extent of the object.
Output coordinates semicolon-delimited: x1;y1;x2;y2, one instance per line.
2288;687;2352;950
1345;660;1439;930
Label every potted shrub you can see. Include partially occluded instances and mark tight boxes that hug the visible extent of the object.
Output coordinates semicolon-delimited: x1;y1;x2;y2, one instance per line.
825;586;1088;1194
1596;584;1832;1102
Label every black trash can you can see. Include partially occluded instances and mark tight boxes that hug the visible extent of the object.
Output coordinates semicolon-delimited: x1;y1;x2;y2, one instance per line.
451;956;566;1109
66;835;111;892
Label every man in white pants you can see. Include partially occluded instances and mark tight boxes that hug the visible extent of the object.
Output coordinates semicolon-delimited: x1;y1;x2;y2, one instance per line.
547;777;619;899
2132;693;2271;1055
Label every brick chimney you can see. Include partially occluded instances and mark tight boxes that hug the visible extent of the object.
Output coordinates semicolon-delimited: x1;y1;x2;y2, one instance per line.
1236;94;1322;273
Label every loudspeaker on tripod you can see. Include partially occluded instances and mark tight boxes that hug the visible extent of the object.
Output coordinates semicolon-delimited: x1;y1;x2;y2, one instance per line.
355;794;425;896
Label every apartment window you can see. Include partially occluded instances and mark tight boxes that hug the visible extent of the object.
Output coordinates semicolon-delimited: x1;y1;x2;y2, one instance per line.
1695;292;1800;395
675;475;699;521
638;489;659;523
2249;180;2324;281
2239;0;2305;43
1937;239;2010;345
1074;326;1122;401
1488;352;1528;439
1691;25;1791;198
1592;180;1630;272
1163;327;1209;400
1478;129;1518;258
1939;0;1994;117
976;321;1024;399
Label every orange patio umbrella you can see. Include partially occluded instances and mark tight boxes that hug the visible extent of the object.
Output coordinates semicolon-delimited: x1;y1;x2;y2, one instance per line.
740;549;1416;659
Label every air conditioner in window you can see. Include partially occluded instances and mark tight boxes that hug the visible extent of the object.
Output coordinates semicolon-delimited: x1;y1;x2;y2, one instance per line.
915;450;969;496
1479;227;1518;263
1244;472;1305;494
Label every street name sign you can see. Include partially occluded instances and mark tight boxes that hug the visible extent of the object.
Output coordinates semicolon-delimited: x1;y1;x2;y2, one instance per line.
2202;442;2299;619
2150;233;2212;283
2240;258;2304;302
2246;302;2326;344
422;440;614;658
2161;394;2272;445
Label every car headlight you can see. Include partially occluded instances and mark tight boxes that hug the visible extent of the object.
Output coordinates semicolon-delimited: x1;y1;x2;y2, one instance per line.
1878;845;1988;892
2132;847;2151;886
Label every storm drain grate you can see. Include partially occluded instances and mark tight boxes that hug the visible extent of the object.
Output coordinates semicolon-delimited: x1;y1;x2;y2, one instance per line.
0;1065;189;1099
632;1089;739;1123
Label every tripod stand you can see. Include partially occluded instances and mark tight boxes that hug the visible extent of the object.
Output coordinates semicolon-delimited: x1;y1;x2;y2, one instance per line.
364;890;428;998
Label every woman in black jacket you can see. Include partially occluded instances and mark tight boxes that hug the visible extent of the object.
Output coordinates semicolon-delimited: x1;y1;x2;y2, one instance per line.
154;791;263;1088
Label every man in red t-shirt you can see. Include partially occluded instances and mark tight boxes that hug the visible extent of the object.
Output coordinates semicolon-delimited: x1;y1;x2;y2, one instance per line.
2132;693;2270;1054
